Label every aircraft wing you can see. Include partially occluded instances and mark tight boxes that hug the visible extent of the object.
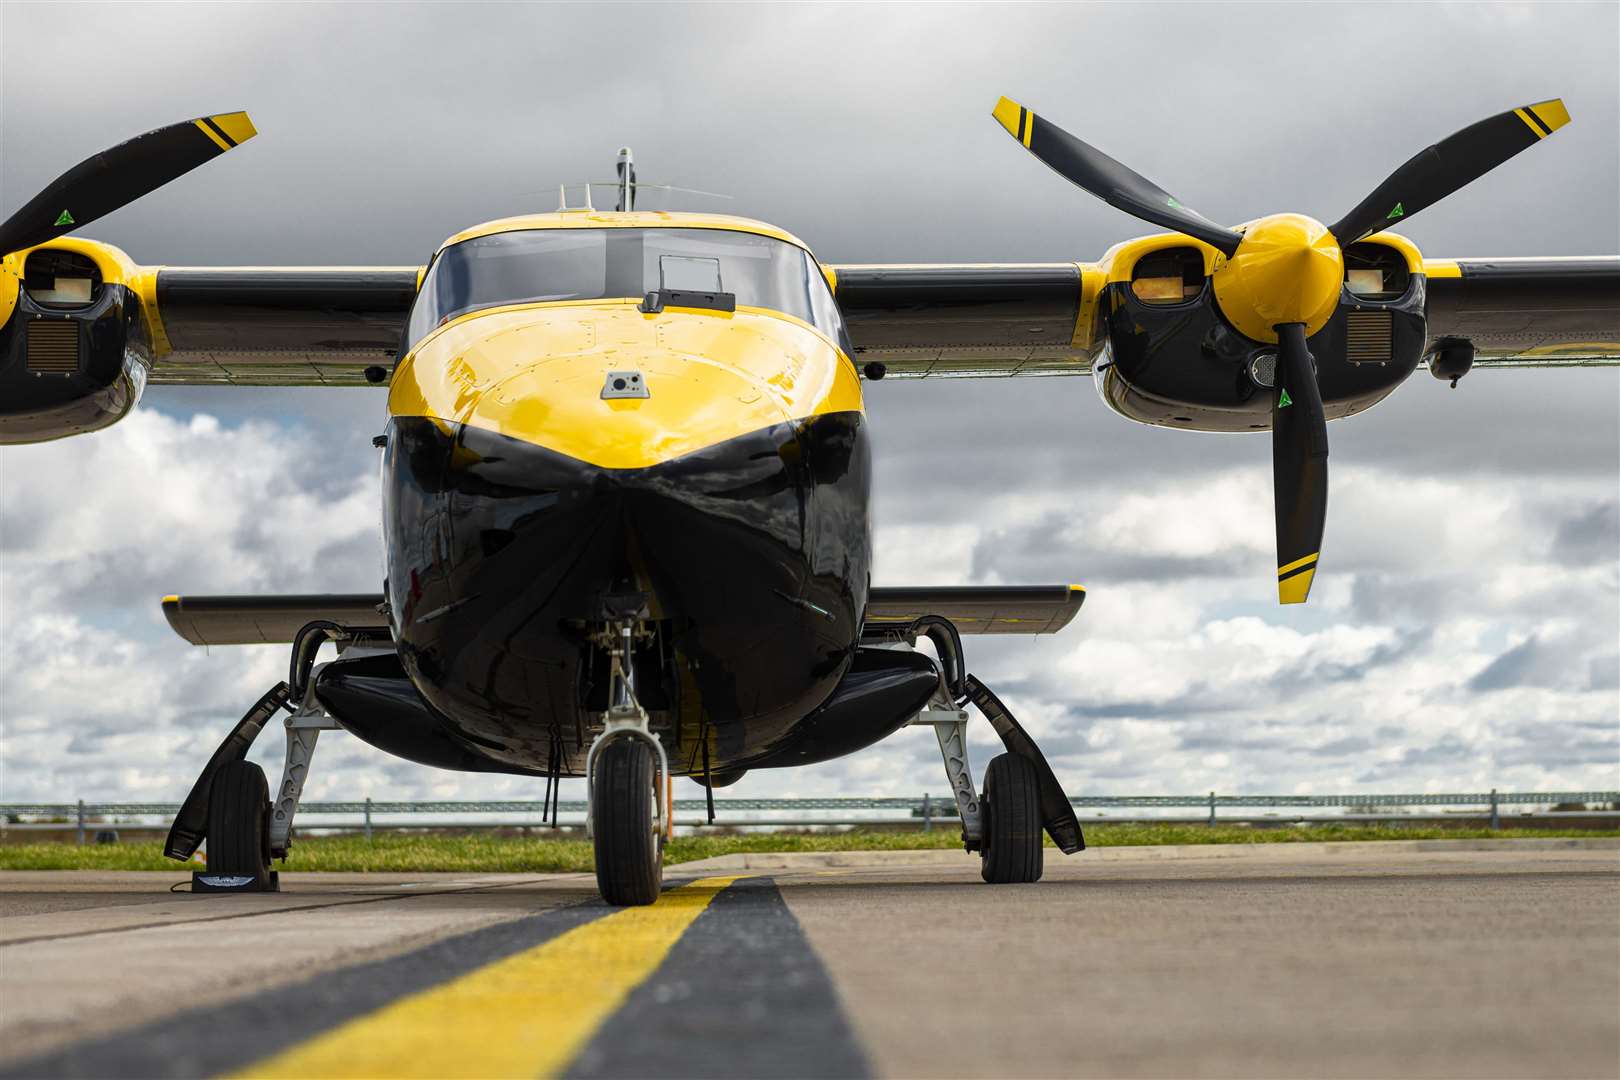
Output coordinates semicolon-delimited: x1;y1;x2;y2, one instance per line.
829;264;1104;377
163;585;1085;646
162;593;388;645
155;261;1108;384
146;267;419;385
142;255;1618;385
863;585;1085;635
1421;256;1620;365
829;256;1620;376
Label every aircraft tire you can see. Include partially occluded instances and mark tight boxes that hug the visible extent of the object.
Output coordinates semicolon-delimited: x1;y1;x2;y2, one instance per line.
592;738;663;905
980;752;1044;884
207;760;272;887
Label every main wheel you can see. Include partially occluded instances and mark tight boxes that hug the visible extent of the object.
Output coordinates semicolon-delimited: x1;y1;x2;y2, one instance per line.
591;738;663;906
207;760;272;887
980;752;1044;883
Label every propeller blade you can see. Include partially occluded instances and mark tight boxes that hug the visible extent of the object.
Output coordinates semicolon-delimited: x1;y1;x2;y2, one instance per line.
1328;99;1569;246
1272;323;1328;604
992;96;1243;257
0;111;257;256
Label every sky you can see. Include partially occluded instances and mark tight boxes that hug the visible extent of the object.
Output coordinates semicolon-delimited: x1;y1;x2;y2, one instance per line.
1;2;1616;807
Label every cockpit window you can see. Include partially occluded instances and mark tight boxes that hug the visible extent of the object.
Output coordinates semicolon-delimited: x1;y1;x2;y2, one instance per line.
406;227;851;352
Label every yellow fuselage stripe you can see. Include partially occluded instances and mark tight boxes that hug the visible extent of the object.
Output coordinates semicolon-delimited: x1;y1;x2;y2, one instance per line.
234;875;745;1079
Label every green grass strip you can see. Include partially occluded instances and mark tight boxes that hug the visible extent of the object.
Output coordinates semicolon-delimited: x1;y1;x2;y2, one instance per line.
2;823;1615;873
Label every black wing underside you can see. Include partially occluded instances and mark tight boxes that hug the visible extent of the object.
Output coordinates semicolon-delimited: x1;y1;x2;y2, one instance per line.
148;268;418;385
1425;257;1620;365
828;264;1099;377
162;586;1086;646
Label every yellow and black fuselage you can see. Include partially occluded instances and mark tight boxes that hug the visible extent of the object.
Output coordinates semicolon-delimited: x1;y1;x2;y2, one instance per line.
376;213;872;776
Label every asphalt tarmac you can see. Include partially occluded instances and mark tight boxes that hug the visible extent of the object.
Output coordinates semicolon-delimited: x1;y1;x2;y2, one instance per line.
0;840;1615;1079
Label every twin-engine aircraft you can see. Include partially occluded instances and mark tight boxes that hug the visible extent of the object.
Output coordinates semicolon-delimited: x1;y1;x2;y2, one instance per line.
1;98;1614;904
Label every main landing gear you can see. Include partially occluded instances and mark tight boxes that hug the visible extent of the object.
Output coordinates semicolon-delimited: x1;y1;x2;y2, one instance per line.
584;620;670;906
165;622;378;893
898;619;1085;884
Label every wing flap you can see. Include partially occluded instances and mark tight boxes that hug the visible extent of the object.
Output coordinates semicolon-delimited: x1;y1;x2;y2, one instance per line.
865;585;1085;635
162;593;388;645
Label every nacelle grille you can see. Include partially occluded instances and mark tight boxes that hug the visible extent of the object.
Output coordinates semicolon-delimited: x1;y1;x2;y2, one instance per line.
25;320;81;374
1345;310;1393;364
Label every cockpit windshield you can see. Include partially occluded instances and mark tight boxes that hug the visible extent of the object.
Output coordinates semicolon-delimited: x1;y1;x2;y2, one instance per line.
406;227;849;351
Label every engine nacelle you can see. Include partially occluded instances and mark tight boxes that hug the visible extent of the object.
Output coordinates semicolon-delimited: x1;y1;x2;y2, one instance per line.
0;239;152;445
1090;234;1430;433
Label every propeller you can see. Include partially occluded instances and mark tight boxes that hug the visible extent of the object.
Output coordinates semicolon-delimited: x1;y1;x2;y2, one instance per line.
991;98;1242;257
992;95;1570;602
1272;324;1328;604
0;111;256;257
1329;100;1570;246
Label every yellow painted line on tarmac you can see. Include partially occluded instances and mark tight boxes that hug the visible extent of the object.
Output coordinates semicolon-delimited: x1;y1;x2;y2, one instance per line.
231;875;746;1080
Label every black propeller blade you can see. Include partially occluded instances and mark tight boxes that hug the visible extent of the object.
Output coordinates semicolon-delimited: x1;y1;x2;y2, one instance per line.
992;97;1243;257
0;111;257;257
1271;324;1328;604
1329;99;1569;246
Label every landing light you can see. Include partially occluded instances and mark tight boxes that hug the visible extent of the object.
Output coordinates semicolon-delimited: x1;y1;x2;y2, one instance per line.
1248;351;1278;389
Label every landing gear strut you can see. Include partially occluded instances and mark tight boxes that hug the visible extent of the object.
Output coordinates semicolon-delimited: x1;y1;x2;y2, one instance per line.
585;620;670;906
900;618;1084;884
166;622;378;893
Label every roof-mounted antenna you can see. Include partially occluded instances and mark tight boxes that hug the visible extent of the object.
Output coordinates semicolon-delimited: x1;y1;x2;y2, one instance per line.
616;147;636;212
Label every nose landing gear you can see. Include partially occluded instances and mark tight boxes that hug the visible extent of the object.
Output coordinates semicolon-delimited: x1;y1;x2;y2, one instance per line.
584;620;671;906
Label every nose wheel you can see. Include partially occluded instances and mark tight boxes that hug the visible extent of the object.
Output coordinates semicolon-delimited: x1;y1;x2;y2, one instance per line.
585;619;670;906
590;738;664;905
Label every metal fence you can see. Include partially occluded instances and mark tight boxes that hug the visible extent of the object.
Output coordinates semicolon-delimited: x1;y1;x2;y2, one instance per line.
3;791;1616;843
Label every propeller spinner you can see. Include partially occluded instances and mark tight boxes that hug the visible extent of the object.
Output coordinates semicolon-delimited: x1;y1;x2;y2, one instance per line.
992;95;1570;603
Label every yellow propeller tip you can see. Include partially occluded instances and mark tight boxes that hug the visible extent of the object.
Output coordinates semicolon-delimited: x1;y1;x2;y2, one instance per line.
211;111;258;144
1527;98;1570;134
1277;567;1316;605
991;96;1024;139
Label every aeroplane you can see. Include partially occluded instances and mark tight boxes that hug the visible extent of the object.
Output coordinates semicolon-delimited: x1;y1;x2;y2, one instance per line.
1;97;1614;904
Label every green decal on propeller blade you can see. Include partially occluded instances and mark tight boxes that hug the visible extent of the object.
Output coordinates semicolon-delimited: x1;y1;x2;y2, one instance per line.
1278;389;1293;408
1386;202;1404;220
54;210;75;226
1167;196;1183;209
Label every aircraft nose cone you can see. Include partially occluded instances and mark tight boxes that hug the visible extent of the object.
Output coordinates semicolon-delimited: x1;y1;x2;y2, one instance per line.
1212;212;1344;342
